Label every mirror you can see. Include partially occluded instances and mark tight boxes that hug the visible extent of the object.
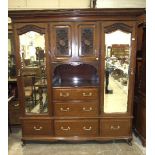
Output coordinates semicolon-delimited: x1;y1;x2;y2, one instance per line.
104;30;131;113
19;31;48;115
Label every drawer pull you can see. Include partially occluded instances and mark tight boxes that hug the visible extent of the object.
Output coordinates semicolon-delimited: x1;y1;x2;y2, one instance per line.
14;103;19;107
82;92;92;97
60;107;70;112
33;126;43;131
60;92;69;97
83;126;92;131
110;125;120;130
61;126;70;131
83;107;92;111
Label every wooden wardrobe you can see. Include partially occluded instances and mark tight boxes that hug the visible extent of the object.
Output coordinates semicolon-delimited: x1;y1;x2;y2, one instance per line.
9;8;145;145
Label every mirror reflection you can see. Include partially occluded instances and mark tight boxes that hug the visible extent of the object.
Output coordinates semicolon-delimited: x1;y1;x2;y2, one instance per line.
19;31;48;115
104;30;131;113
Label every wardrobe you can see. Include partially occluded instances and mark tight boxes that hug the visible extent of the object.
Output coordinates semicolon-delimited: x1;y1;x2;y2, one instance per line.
9;8;145;145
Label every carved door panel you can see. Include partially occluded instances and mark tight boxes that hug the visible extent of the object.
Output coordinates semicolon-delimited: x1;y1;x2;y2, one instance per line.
50;23;74;61
76;22;99;60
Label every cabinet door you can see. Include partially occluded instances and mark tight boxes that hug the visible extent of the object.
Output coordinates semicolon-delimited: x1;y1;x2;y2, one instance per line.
14;23;51;116
50;23;73;61
76;22;99;60
100;22;136;115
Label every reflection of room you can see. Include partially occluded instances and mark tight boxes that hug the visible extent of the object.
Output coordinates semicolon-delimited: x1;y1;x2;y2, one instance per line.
19;31;45;66
104;30;131;113
19;31;48;115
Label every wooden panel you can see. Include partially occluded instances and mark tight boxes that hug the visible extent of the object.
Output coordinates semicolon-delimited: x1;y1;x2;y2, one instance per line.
53;88;98;100
100;118;131;137
54;102;98;117
22;119;53;136
55;119;98;137
9;100;20;125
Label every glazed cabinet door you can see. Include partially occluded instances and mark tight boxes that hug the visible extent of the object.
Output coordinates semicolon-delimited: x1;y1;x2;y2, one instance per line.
100;21;136;116
50;22;74;61
14;23;51;116
75;22;99;61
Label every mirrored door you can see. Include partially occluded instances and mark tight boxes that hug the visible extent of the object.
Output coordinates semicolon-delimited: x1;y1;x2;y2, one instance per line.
18;29;48;115
102;23;134;114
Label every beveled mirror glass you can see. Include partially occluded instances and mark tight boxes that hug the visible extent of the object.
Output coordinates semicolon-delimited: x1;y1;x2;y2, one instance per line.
19;31;48;115
104;30;131;113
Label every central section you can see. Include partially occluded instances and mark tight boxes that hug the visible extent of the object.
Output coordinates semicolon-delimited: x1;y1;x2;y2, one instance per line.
53;63;99;87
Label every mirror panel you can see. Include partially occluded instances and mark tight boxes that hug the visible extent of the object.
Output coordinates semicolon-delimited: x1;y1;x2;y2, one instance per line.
19;31;48;115
104;30;131;113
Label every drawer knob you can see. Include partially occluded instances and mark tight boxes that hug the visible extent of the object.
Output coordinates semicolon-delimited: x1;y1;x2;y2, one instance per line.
60;107;70;112
82;92;92;97
33;126;43;131
83;107;92;112
83;126;92;131
110;125;120;130
60;92;69;97
61;126;70;131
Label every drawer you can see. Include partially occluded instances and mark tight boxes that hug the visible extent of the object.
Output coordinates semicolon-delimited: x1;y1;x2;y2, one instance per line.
53;88;98;100
22;119;53;136
54;102;98;117
55;119;98;137
100;118;132;137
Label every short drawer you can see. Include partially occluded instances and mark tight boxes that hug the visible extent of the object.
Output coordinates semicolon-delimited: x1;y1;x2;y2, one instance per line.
100;118;132;137
22;119;53;136
55;119;98;137
53;88;98;100
54;102;98;117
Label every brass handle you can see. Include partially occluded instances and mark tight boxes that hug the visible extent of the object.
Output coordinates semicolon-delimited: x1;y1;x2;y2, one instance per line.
61;126;70;131
82;92;92;97
60;107;70;112
33;126;43;131
130;68;134;75
60;92;69;97
110;125;120;130
83;107;92;112
14;103;19;107
17;69;21;77
83;126;92;131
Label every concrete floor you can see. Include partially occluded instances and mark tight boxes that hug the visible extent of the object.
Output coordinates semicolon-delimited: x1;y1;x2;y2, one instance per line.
8;128;146;155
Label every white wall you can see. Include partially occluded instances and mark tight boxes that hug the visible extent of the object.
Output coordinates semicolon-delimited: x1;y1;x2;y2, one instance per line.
97;0;146;8
8;0;146;10
8;0;90;10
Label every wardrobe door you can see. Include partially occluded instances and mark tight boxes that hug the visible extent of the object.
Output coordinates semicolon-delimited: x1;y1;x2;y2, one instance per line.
100;22;136;116
14;23;51;116
76;22;99;61
50;22;74;61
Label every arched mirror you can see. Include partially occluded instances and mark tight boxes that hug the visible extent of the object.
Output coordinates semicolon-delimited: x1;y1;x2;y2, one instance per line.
19;31;48;115
104;29;131;113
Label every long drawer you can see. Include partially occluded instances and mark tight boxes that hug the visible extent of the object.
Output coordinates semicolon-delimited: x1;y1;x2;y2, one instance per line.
100;118;132;137
53;88;98;100
55;119;98;137
22;119;53;136
54;102;98;117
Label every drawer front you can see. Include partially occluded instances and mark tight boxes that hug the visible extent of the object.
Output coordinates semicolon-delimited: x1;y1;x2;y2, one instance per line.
55;119;98;137
22;119;53;136
55;102;98;117
100;119;131;137
53;88;98;100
